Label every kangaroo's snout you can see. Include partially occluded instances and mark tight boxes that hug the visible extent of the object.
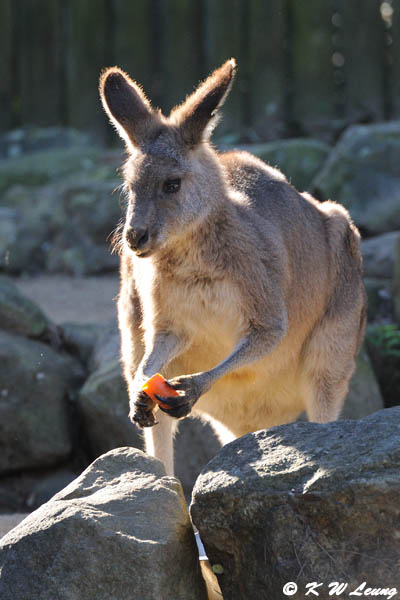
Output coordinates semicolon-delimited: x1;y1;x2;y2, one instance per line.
125;227;150;254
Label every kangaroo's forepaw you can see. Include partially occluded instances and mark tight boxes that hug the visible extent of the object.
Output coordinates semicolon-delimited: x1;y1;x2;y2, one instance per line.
130;391;157;428
155;374;202;419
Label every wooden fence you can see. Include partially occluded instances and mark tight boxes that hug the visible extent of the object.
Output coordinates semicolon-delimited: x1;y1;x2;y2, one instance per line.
1;0;400;144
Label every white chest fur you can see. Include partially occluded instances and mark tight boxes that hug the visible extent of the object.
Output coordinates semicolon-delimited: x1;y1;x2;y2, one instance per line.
133;253;243;348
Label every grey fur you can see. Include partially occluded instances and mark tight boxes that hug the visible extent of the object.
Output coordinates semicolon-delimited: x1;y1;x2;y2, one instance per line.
99;60;366;475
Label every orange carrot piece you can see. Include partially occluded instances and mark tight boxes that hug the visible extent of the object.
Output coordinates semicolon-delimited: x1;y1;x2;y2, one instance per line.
142;373;179;410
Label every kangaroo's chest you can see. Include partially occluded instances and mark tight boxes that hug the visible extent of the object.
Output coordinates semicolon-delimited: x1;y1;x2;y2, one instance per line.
164;272;243;373
169;269;242;339
135;256;243;345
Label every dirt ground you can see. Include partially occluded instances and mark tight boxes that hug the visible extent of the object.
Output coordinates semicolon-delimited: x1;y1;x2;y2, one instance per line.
14;274;120;325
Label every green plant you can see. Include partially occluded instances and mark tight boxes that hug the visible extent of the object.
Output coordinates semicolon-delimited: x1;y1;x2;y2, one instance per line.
366;324;400;409
366;324;400;359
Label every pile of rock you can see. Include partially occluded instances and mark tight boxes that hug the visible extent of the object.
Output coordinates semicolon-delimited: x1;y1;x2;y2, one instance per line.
0;275;221;511
2;408;399;598
0;276;85;509
0;128;122;276
311;122;400;324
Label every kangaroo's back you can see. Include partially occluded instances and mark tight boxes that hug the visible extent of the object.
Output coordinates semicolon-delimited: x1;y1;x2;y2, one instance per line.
220;148;364;298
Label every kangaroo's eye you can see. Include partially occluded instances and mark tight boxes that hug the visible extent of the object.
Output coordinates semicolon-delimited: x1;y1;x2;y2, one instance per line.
163;178;181;194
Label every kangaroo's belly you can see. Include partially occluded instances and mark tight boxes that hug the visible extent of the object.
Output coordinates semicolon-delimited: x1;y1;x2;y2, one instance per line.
194;369;305;437
164;326;307;437
159;269;312;436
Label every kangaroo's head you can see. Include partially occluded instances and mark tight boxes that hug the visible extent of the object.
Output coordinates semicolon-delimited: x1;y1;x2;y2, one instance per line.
99;59;236;257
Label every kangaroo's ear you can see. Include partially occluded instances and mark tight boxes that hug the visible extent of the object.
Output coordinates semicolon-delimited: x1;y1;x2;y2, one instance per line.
171;59;236;147
99;67;157;149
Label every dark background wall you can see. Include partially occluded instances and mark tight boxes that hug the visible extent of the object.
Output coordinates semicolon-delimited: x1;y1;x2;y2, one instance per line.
1;0;399;144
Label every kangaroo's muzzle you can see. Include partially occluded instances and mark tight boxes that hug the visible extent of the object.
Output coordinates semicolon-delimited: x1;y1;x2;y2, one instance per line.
125;227;150;254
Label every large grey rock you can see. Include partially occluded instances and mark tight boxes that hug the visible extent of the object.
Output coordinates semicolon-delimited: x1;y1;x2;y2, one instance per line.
44;179;122;275
361;231;400;279
0;330;83;474
238;138;330;191
340;345;384;419
364;277;392;322
77;328;141;458
25;177;120;275
0;447;207;600
313;121;400;234
0;206;49;273
0;146;123;275
86;324;120;372
0;146;108;193
0;208;17;269
191;408;400;597
77;357;142;458
394;236;400;324
0;275;50;338
60;321;114;366
45;239;119;276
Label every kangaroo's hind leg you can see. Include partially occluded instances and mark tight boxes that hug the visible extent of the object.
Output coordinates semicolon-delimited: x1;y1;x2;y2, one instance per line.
305;369;354;424
303;281;366;424
142;410;178;476
303;324;361;423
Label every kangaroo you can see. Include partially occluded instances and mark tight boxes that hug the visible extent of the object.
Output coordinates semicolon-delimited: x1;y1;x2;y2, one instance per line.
99;59;366;476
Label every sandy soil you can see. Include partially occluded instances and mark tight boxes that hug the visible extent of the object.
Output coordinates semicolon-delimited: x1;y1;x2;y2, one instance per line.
14;274;119;325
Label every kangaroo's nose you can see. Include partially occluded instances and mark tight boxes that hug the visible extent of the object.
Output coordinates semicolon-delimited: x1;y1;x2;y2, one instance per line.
125;227;149;252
